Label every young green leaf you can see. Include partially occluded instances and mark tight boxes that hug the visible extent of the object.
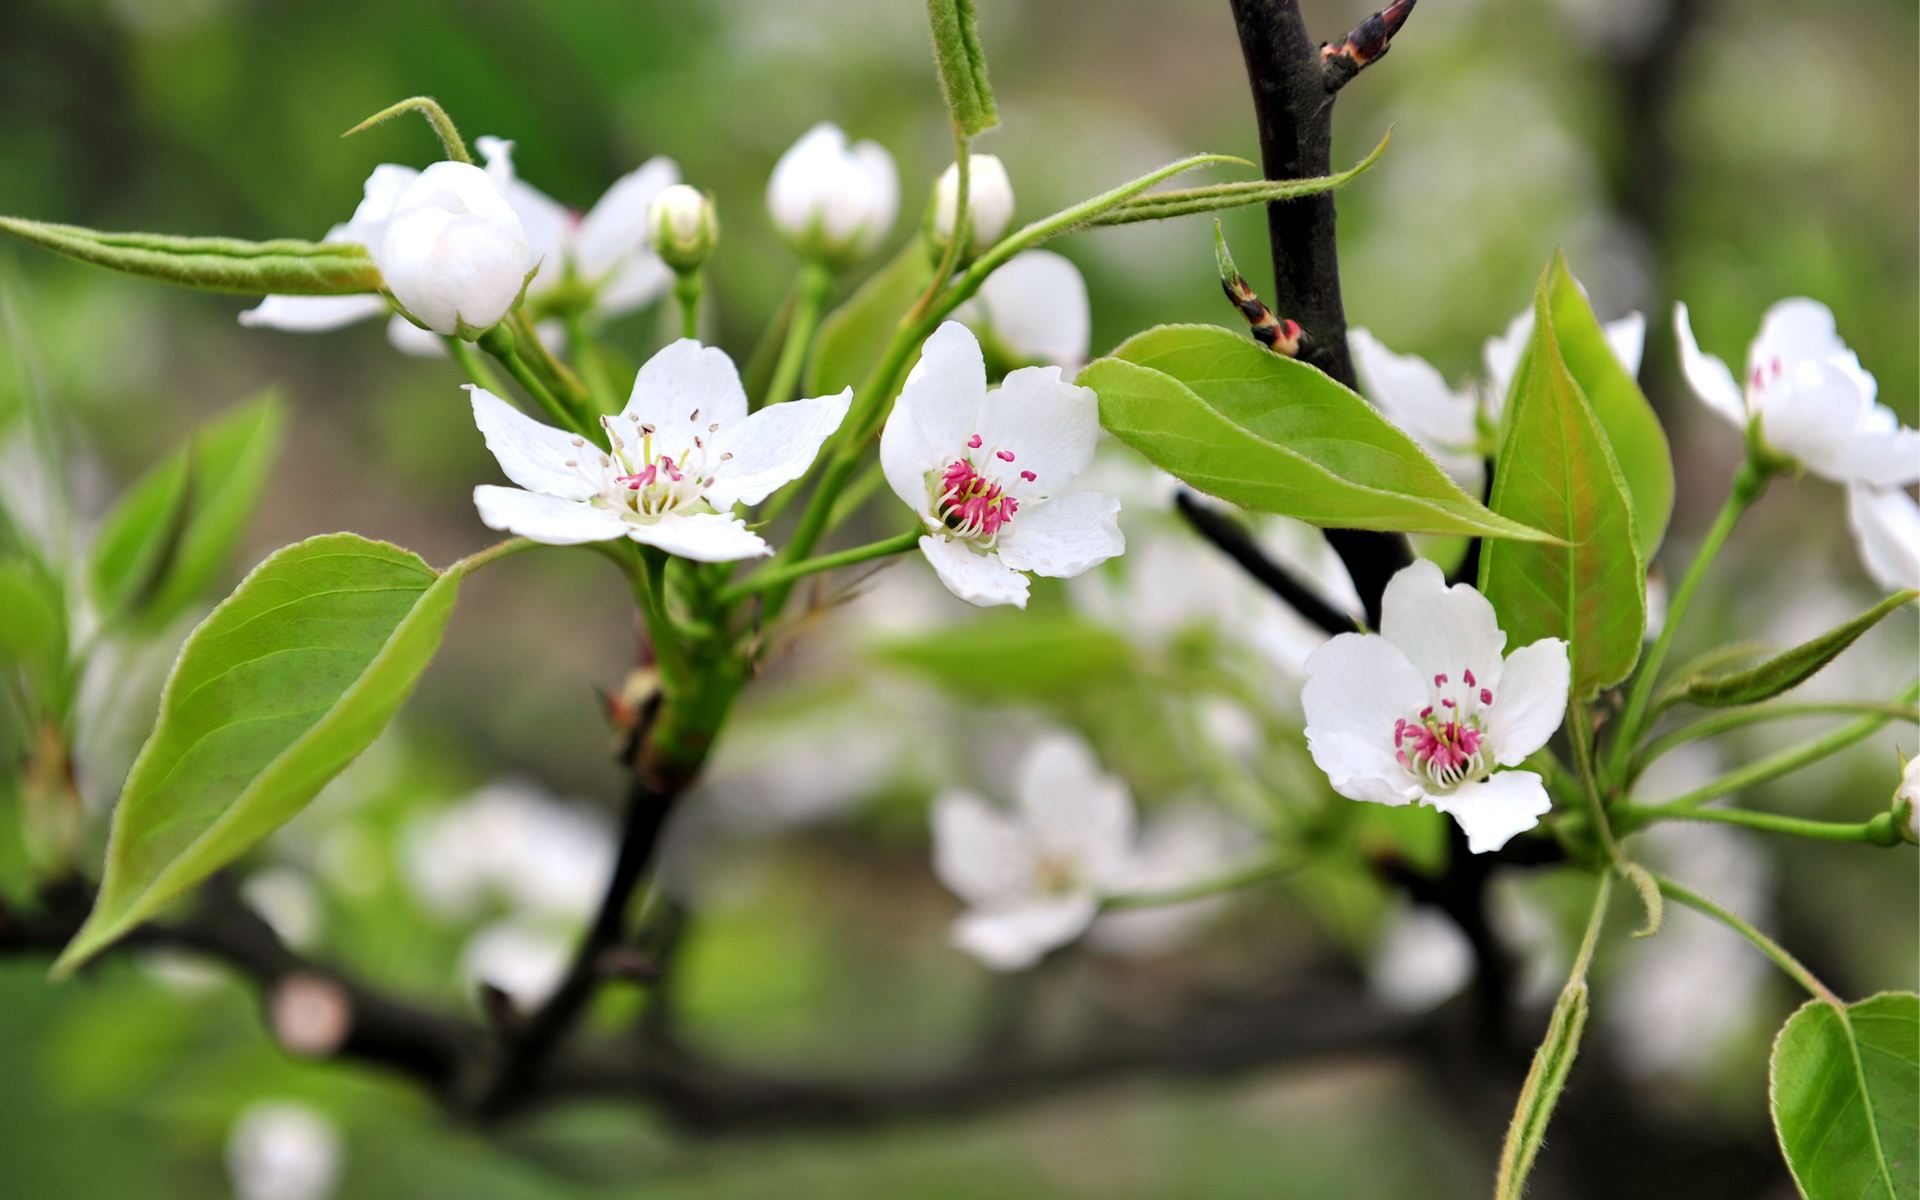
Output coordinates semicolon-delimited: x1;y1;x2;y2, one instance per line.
52;534;462;978
90;393;288;631
1545;254;1673;564
1495;981;1591;1200
807;244;936;398
0;217;383;296
0;557;67;713
924;0;998;137
1770;992;1918;1200
1479;282;1645;697
1680;590;1918;708
1082;324;1556;541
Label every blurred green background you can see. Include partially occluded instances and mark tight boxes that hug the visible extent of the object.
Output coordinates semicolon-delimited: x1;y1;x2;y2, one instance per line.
0;0;1914;1196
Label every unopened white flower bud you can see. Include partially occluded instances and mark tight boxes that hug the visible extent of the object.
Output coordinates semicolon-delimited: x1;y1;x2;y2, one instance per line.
374;161;530;337
1897;757;1919;846
930;154;1014;258
648;184;718;273
766;123;899;268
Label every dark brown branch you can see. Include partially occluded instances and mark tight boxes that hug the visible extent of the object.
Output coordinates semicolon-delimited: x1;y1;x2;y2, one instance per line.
1175;490;1355;634
1226;0;1412;626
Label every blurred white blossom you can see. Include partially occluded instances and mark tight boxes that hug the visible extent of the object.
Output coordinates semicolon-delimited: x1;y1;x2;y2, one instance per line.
766;122;899;265
1367;905;1473;1013
461;918;571;1010
931;153;1015;257
959;249;1091;369
225;1101;341;1200
402;779;614;921
1090;805;1260;958
1846;484;1920;593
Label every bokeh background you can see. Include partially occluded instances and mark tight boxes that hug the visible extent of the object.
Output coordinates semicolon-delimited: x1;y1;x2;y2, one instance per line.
0;0;1914;1196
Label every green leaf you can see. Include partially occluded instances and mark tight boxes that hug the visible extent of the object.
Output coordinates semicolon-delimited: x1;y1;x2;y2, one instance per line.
924;0;997;137
874;612;1135;700
1770;992;1918;1200
52;534;462;977
90;394;288;630
1088;129;1392;227
1082;324;1556;542
807;245;935;397
0;217;383;296
0;557;66;711
1544;254;1673;564
1479;280;1645;697
1495;981;1591;1200
1680;590;1918;708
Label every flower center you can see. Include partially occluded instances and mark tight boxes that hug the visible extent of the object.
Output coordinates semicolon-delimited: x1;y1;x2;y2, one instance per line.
935;437;1022;544
1393;666;1496;791
1033;853;1078;896
565;411;730;522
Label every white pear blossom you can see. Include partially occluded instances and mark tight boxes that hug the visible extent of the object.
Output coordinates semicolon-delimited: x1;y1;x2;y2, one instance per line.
461;918;571;1010
402;780;614;921
1088;805;1260;958
226;1101;342;1200
1367;905;1473;1013
958;249;1090;369
476;135;680;317
766;122;899;265
1301;559;1570;853
374;160;532;336
1350;304;1644;493
880;322;1123;607
469;340;851;561
1847;485;1920;593
932;153;1015;256
1675;298;1919;486
930;734;1137;970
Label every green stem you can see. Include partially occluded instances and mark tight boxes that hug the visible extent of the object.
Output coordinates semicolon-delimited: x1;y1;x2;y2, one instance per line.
477;324;595;440
1655;873;1840;1006
672;271;703;341
1608;461;1769;780
447;337;509;395
763;261;832;408
1633;699;1920;778
450;536;537;575
1569;700;1625;865
512;311;596;423
626;546;689;693
910;134;970;321
1617;803;1901;846
563;313;619;414
1100;855;1299;909
825;458;889;532
719;529;919;604
1635;683;1920;815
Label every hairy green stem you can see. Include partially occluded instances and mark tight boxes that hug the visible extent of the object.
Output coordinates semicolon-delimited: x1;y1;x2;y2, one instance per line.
447;337;509;395
1633;699;1920;778
563;313;619;414
1101;855;1299;909
450;537;536;575
910;134;970;321
1617;803;1901;846
1655;874;1840;1006
1634;682;1920;816
763;261;833;408
673;271;703;341
719;529;919;604
477;324;595;440
1608;461;1769;780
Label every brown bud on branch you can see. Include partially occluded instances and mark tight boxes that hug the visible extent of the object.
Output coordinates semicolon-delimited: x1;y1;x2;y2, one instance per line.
1214;221;1304;357
1320;0;1417;91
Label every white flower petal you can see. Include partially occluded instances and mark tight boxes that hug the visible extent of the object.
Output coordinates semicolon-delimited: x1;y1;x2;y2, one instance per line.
1424;770;1552;853
1673;302;1747;428
1350;327;1485;494
1013;734;1135;887
974;365;1100;501
1833;419;1920;488
1606;312;1646;379
468;385;597;501
952;895;1098;971
622;339;751;453
386;314;446;357
595;254;674;318
575;156;681;282
1748;297;1853;378
882;322;989;518
625;511;770;562
475;136;574;295
1848;485;1920;593
473;485;626;544
1378;558;1507;687
338;163;420;246
707;388;853;509
931;790;1039;908
1301;631;1427;804
917;534;1029;608
994;490;1123;578
970;250;1091;368
238;294;388;333
376;162;531;336
1481;308;1533;419
1486;639;1571;765
1756;358;1879;483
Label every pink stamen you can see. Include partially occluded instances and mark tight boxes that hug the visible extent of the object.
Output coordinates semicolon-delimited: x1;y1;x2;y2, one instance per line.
996;449;1015;462
937;458;1019;539
1463;669;1475;687
1434;673;1447;686
1480;688;1493;705
967;434;983;449
1020;470;1036;482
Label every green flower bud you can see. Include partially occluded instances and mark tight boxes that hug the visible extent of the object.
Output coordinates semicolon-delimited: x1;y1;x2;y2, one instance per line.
649;184;718;274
